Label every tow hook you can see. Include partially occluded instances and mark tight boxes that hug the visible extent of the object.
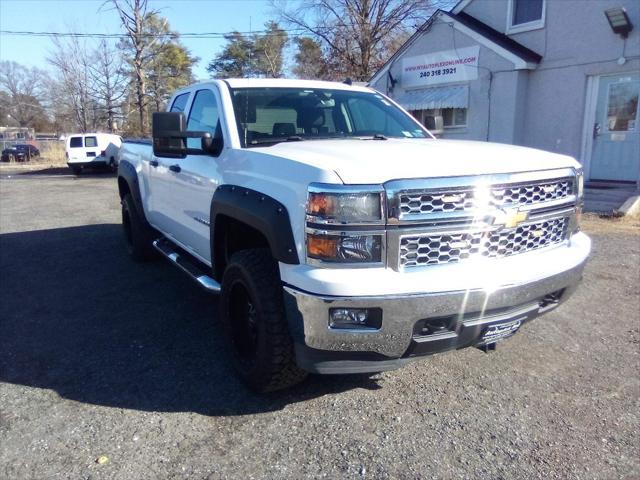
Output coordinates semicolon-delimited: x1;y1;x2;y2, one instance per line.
476;342;497;353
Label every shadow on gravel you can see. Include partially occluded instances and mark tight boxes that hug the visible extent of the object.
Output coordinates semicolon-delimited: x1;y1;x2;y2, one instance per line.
0;224;380;416
16;167;116;177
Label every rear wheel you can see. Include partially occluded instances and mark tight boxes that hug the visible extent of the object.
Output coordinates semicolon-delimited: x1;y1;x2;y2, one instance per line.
220;248;307;392
121;193;157;261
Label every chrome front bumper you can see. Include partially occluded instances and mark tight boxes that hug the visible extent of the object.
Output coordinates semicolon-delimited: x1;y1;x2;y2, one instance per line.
283;257;587;374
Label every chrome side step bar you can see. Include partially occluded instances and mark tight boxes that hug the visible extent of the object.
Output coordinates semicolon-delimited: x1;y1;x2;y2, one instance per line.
152;238;221;294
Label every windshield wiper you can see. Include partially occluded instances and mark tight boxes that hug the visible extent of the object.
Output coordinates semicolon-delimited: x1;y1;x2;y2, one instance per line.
357;134;388;140
249;136;305;146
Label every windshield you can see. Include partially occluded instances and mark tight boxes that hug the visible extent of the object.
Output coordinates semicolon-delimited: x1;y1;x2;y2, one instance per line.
230;87;429;148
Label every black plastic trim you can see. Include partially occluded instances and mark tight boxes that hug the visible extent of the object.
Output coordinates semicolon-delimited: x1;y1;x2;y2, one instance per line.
117;160;147;223
210;185;300;266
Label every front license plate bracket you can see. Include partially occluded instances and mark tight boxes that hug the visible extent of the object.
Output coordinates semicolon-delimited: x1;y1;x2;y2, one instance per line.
478;318;523;345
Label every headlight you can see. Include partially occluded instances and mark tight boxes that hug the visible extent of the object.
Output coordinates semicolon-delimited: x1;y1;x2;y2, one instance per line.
307;184;384;224
576;169;584;200
307;232;383;264
571;168;584;234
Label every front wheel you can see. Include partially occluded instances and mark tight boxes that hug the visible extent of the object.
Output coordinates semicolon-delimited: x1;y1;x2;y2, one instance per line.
220;249;307;392
121;193;157;261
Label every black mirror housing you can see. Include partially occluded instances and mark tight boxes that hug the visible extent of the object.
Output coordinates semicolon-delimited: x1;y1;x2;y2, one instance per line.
202;135;223;156
153;112;187;158
153;111;223;157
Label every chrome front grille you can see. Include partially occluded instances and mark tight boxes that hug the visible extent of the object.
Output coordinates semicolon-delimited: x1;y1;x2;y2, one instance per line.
399;217;569;267
398;178;573;217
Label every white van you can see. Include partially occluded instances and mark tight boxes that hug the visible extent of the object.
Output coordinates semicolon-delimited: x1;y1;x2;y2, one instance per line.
66;133;122;174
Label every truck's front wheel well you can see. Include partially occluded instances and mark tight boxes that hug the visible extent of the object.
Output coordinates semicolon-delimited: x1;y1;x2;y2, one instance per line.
213;215;271;280
118;176;130;200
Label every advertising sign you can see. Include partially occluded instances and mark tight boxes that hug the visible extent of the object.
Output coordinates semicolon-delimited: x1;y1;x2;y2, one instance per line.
401;46;480;88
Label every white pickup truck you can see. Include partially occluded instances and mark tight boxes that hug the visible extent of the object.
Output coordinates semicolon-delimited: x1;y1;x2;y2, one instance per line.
117;78;590;392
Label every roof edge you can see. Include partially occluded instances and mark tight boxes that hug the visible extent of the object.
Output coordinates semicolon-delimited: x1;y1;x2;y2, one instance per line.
369;10;541;86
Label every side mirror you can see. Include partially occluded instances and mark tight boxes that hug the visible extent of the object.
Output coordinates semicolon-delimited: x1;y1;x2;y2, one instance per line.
201;134;223;156
153;112;187;158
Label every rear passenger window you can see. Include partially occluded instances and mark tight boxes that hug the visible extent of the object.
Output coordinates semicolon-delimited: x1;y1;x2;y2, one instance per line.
186;89;222;153
85;137;98;148
69;137;82;148
170;93;190;113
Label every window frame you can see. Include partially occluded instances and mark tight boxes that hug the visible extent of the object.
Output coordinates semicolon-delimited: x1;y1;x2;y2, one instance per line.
170;92;191;113
185;88;224;157
506;0;546;35
414;108;468;130
442;108;468;129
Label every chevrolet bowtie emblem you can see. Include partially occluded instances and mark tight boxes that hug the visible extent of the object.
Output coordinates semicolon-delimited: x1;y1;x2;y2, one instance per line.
492;207;529;229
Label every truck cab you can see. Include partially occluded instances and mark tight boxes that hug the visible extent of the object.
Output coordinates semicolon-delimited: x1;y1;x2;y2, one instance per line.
117;79;590;391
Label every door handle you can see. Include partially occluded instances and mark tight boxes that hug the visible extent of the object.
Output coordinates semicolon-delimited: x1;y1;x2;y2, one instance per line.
169;164;181;173
593;123;601;139
149;160;159;167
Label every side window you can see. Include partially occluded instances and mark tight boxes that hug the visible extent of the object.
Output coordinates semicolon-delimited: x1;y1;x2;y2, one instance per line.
69;137;83;148
186;89;221;152
85;136;98;148
170;93;190;113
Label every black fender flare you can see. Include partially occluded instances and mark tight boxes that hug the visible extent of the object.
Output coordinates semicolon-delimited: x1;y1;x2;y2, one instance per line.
210;185;300;270
117;160;147;223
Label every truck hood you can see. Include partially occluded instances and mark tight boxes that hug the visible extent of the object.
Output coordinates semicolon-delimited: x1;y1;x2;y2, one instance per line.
254;139;579;184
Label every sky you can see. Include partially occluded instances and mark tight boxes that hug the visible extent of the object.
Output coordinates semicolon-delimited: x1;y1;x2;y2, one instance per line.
0;0;276;80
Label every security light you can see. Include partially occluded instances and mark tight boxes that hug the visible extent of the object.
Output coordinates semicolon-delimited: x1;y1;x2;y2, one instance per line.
604;7;633;38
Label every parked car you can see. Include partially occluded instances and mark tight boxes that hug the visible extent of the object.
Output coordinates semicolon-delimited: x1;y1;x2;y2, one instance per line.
1;144;40;162
117;78;590;392
65;133;122;174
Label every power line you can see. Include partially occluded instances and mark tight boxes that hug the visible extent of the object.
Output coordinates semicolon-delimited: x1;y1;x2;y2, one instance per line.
0;28;316;40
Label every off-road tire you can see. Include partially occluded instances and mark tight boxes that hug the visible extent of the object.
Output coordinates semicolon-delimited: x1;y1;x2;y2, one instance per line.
220;248;307;392
121;193;157;262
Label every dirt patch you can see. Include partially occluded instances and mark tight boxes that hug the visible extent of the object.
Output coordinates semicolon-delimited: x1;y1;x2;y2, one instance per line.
581;213;640;235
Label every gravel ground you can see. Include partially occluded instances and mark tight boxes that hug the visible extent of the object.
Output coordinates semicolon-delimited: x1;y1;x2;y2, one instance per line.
0;169;639;479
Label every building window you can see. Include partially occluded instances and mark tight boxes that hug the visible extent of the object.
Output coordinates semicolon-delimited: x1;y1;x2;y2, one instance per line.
442;108;467;128
507;0;545;34
410;108;467;132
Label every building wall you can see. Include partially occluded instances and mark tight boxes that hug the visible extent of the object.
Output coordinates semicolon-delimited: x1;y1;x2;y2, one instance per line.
464;0;640;66
371;0;640;165
462;0;640;161
369;18;518;143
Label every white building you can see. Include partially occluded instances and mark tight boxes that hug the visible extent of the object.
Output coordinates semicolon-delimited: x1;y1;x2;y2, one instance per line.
369;0;640;186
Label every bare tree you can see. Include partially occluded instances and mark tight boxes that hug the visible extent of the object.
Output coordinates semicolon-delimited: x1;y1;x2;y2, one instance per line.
274;0;433;81
89;40;128;132
0;61;49;128
47;36;95;132
108;0;161;135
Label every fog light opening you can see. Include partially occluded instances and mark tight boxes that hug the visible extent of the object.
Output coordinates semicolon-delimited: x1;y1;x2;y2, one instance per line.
329;308;382;330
